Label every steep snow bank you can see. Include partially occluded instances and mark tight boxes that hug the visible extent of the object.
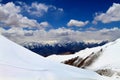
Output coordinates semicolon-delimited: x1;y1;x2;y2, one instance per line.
88;39;120;70
0;35;101;80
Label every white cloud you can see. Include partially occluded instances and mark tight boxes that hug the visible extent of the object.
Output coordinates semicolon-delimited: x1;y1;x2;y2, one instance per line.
93;3;120;24
25;2;49;17
1;27;120;44
20;2;63;17
0;2;120;45
58;8;64;12
0;2;50;29
39;22;50;29
67;19;89;27
86;27;97;31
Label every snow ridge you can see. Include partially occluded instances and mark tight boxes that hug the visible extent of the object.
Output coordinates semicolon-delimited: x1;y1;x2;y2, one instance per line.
47;38;120;79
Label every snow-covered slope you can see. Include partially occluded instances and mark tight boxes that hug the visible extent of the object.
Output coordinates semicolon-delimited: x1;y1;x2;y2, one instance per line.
47;46;102;63
88;39;120;70
47;38;120;79
0;35;102;80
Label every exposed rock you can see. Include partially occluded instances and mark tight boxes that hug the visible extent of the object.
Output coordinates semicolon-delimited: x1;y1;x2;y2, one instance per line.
63;48;103;69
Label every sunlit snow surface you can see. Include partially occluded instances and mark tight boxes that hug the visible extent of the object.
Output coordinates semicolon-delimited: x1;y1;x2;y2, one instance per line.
0;35;102;80
47;38;120;80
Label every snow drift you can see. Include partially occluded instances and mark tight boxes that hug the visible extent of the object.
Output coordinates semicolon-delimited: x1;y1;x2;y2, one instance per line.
0;35;101;80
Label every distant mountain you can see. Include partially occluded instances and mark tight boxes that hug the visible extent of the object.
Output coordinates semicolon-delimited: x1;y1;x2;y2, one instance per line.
47;38;120;79
22;41;107;57
0;35;102;80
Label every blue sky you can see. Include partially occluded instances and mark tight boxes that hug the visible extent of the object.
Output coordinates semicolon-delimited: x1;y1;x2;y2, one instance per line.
1;0;120;30
0;0;120;44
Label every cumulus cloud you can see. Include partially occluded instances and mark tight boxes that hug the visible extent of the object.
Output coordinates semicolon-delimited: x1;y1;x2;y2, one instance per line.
86;27;97;31
93;3;120;24
0;2;50;29
0;2;120;45
58;8;63;12
39;22;50;28
24;2;49;17
18;2;63;17
1;27;120;44
67;19;89;27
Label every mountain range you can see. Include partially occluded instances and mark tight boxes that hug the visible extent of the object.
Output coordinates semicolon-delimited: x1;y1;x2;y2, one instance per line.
22;41;107;57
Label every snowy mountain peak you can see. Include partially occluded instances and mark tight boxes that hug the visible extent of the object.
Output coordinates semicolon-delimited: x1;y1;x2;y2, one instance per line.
22;40;107;57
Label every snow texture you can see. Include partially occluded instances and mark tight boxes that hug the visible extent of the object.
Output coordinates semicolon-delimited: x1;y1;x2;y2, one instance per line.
0;35;101;80
47;38;120;79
